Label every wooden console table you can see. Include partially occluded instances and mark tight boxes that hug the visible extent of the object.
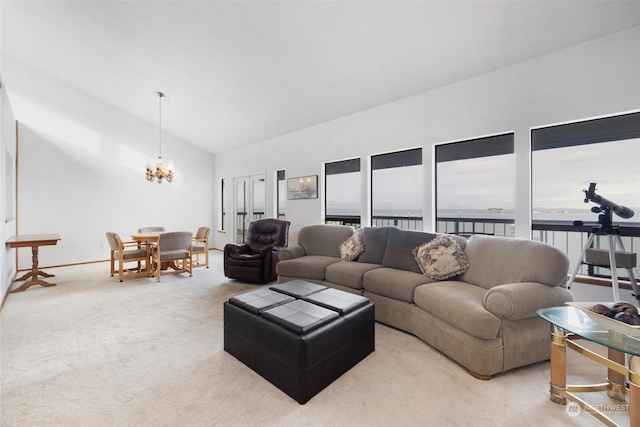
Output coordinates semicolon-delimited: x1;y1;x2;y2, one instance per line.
6;234;61;293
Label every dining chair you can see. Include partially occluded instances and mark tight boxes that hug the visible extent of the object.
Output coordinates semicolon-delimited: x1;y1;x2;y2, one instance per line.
191;227;211;269
105;232;150;281
137;226;166;233
150;231;193;282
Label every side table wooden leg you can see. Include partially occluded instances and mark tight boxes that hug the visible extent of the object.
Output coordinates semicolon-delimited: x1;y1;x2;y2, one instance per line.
11;245;57;293
11;279;56;293
15;270;36;281
550;324;567;404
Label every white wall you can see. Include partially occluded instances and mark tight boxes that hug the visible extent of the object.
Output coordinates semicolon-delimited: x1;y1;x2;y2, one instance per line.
2;60;216;268
0;75;17;299
214;27;640;251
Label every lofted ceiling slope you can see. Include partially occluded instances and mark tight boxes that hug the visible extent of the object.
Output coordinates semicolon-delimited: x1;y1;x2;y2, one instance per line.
2;1;639;155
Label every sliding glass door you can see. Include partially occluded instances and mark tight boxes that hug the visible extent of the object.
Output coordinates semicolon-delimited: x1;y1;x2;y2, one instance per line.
234;174;265;243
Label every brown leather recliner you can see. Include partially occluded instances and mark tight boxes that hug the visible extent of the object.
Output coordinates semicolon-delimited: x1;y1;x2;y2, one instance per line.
223;218;291;283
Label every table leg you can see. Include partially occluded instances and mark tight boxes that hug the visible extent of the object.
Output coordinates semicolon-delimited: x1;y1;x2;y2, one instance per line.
16;270;54;280
607;348;627;401
11;245;57;293
629;356;640;427
549;324;567;404
156;261;179;270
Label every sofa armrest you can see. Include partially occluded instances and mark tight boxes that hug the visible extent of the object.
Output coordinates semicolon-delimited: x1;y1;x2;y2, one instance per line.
278;245;306;261
484;282;573;320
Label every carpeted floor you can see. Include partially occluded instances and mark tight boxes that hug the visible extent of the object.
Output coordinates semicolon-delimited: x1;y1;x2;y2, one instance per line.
0;253;620;426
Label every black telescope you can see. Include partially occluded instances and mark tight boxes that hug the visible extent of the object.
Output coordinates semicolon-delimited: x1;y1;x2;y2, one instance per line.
584;182;635;219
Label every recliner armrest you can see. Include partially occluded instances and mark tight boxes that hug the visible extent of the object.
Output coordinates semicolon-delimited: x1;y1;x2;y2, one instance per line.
484;282;573;320
224;243;251;255
278;245;306;261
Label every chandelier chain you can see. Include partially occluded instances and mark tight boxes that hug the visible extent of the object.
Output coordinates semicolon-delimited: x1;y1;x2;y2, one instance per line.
158;91;163;158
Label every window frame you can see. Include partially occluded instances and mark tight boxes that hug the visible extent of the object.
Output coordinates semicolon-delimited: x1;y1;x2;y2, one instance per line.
434;133;515;237
324;157;361;227
276;169;286;220
370;147;423;230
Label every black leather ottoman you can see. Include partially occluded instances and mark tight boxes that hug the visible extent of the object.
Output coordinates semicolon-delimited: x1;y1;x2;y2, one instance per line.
224;282;375;404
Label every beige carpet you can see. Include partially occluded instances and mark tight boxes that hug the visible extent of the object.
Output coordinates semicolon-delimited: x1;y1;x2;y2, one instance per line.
0;253;619;426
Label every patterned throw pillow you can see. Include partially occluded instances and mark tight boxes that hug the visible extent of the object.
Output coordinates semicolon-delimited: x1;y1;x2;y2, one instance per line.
338;230;365;262
412;235;469;280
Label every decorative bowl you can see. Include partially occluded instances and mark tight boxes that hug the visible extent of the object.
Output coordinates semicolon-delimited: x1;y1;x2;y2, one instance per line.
566;301;640;335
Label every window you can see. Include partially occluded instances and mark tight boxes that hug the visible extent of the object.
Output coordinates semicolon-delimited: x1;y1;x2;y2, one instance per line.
251;175;265;221
371;148;422;230
4;150;15;222
532;112;640;225
435;133;515;237
219;179;226;231
532;112;640;280
277;170;286;219
233;174;265;243
325;158;361;227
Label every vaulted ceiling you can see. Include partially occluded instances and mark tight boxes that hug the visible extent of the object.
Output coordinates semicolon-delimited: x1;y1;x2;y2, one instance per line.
2;1;639;155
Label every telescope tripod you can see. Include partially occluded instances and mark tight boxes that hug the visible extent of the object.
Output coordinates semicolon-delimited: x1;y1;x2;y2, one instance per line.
566;207;639;305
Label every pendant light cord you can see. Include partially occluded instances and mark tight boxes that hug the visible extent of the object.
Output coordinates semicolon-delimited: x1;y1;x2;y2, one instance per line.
158;91;164;158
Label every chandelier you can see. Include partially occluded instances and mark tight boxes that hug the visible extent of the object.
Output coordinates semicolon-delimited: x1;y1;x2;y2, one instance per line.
146;91;174;184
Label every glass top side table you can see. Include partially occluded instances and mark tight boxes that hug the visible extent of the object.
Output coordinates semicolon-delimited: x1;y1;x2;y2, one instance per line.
538;305;640;426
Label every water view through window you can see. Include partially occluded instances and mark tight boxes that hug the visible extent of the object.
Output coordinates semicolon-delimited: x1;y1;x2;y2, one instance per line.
435;134;515;236
325;158;361;221
371;148;423;229
532;138;640;225
371;165;423;218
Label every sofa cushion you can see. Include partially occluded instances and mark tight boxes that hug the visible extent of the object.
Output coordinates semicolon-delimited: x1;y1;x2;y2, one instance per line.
276;255;341;281
414;281;501;340
382;228;438;273
363;267;433;303
338;229;365;261
459;234;570;290
326;262;382;290
298;224;355;257
413;235;469;280
357;227;391;264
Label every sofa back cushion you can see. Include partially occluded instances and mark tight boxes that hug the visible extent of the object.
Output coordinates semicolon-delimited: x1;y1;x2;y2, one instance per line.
298;224;355;258
382;228;439;273
459;234;570;290
357;227;392;265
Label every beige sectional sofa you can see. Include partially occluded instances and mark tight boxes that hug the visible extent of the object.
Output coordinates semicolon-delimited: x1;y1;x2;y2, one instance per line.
276;224;573;378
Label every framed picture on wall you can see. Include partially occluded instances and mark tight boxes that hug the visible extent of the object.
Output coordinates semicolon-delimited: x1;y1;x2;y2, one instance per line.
287;175;318;200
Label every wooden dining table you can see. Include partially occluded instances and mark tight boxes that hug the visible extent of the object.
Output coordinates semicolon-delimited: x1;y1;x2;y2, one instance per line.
6;233;61;292
130;231;162;244
130;232;180;271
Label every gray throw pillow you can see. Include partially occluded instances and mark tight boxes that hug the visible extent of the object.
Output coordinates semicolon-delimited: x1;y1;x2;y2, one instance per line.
357;227;391;264
382;228;438;273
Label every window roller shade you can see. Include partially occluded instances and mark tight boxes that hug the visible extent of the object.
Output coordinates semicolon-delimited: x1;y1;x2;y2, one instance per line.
436;134;513;163
371;148;422;170
325;158;360;175
532;112;640;151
